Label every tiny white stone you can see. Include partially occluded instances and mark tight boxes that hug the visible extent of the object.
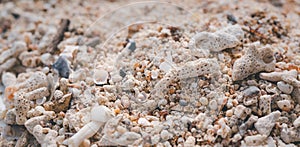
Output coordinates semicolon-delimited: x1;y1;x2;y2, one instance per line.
151;69;159;79
277;81;293;94
160;130;172;141
277;100;291;111
254;111;281;136
93;69;109;85
209;99;218;110
138;118;151;126
293;116;300;128
159;61;172;73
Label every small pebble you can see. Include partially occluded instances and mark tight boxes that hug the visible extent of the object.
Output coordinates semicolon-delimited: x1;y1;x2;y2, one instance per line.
243;86;260;97
160;130;172;141
226;109;233;117
254;111;281;136
127;40;136;51
93;69;109;85
209;99;218;110
293;116;300;128
138;118;151;127
159;62;172;73
179;99;188;107
199;97;208;105
277;81;293;94
277;100;292;112
86;37;100;48
52;56;71;78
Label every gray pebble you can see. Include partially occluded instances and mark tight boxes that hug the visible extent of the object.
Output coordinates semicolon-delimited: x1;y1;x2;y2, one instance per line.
243;86;260;97
179;99;188;106
52;56;71;78
86;37;100;48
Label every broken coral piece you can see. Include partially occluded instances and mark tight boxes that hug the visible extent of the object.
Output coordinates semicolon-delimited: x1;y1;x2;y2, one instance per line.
63;105;114;147
32;125;58;147
232;44;275;81
191;24;244;52
254;111;281;136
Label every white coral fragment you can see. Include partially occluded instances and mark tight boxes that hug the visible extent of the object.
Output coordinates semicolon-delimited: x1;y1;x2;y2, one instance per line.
32;125;58;147
63;105;114;147
232;44;275;81
191;25;244;52
260;70;298;82
153;58;220;97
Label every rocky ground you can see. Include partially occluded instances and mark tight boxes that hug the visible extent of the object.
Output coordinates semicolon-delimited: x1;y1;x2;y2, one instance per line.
0;0;300;146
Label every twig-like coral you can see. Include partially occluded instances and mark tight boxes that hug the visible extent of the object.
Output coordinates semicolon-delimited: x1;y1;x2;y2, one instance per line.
63;105;114;147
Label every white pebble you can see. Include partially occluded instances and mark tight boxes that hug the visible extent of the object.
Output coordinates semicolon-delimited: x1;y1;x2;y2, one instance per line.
209;99;218;110
93;69;109;85
160;130;172;141
293;116;300;128
277;100;292;112
138;118;151;127
254;111;281;136
277;81;293;94
151;69;159;79
199;97;208;105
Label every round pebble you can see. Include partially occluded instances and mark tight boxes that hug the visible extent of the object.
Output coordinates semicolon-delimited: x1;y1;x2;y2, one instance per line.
226;109;233;117
209;100;218;110
160;130;172;141
199;97;208;105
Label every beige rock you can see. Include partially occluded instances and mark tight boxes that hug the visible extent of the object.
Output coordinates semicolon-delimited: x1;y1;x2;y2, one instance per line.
232;44;275;81
254;111;281;136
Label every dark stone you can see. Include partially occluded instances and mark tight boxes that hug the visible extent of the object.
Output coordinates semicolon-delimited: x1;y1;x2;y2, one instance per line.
52;56;71;78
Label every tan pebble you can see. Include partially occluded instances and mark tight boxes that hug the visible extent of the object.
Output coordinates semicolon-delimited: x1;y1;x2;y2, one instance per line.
232;99;239;106
226;109;233;117
114;108;121;114
130;126;141;133
116;126;127;134
80;139;90;147
64;32;71;38
138;118;151;126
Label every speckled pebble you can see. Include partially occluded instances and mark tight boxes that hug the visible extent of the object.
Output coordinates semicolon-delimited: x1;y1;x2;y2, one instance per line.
255;111;281;136
277;100;292;112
